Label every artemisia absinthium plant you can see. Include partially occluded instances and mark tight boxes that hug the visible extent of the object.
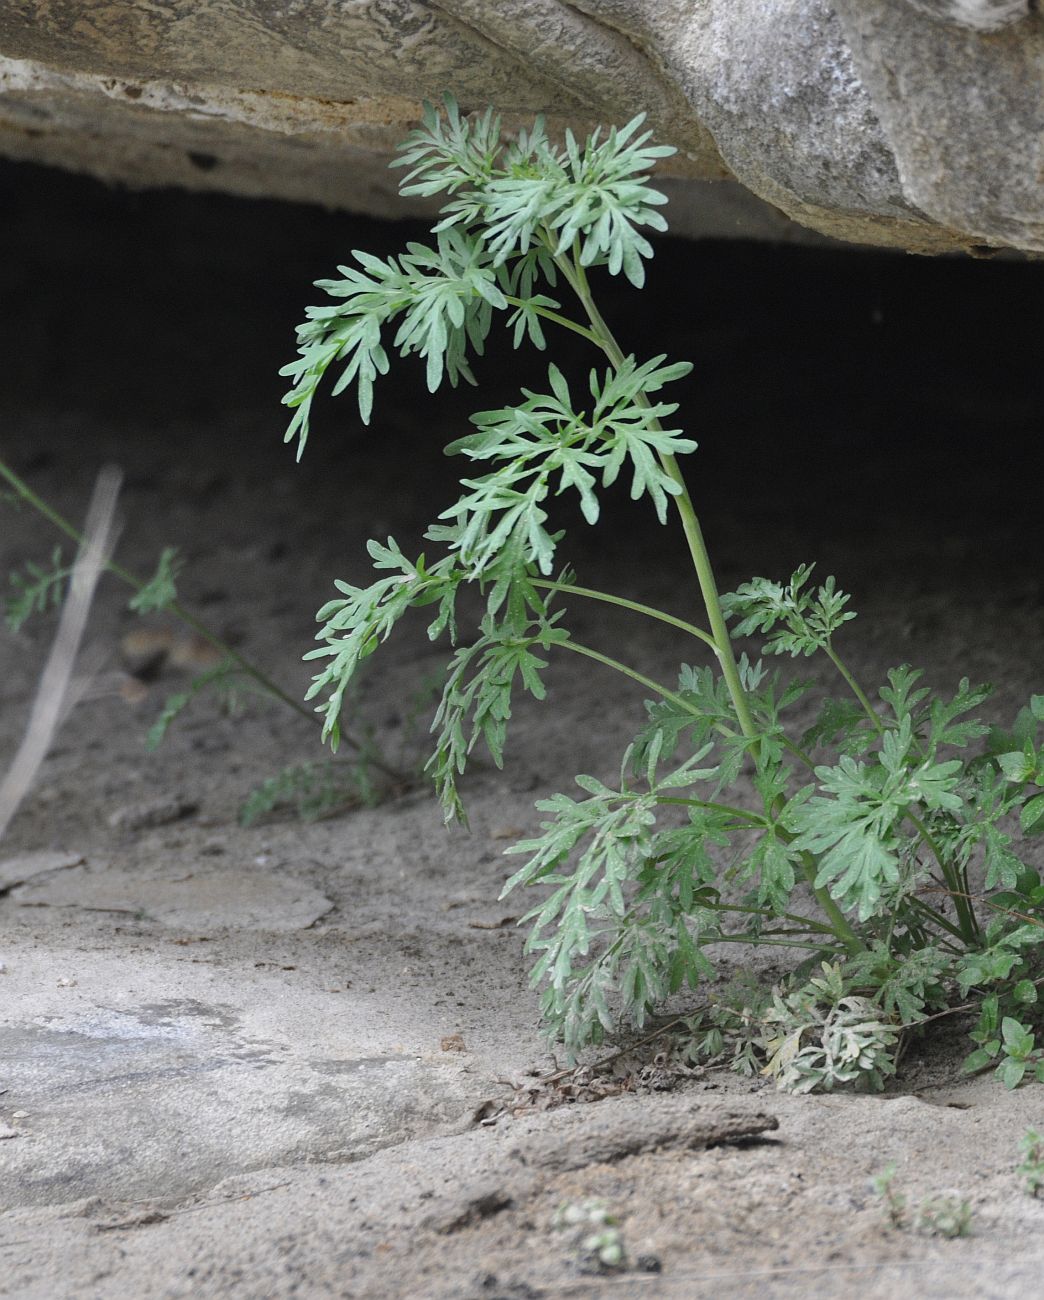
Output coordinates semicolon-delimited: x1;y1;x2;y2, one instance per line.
282;96;1044;1092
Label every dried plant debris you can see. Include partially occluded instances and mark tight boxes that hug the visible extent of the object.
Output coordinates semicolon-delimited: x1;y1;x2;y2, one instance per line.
478;1039;705;1124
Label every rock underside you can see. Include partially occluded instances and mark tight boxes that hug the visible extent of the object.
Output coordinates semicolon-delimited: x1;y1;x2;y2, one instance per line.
0;3;1042;252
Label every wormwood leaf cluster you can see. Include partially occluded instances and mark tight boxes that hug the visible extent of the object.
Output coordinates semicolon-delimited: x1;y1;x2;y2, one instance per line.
285;96;1044;1091
4;546;72;632
281;101;673;455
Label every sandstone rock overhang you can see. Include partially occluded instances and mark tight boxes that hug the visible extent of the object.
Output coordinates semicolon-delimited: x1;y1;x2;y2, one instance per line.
0;1;1041;255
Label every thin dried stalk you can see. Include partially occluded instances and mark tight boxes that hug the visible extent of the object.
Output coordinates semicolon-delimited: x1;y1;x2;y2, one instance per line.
0;465;122;842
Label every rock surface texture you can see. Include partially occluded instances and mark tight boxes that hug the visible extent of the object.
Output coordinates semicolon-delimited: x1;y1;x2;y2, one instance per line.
0;3;1041;253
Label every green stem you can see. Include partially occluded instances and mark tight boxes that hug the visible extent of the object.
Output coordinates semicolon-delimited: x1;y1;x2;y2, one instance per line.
824;644;884;735
655;795;767;827
891;884;966;941
0;456;404;779
782;736;818;772
794;850;862;955
713;933;845;952
549;245;864;959
908;809;980;943
705;900;840;936
556;250;757;742
531;578;716;649
501;296;600;347
751;928;844;938
555;638;701;720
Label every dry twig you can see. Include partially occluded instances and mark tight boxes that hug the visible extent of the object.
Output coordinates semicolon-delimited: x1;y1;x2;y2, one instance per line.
0;465;122;841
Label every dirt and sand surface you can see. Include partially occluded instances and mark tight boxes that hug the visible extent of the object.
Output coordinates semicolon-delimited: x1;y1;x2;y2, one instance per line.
0;162;1043;1298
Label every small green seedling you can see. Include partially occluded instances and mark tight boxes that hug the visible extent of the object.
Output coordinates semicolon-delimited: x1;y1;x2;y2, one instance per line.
913;1195;973;1239
871;1164;971;1238
552;1198;626;1273
871;1163;908;1229
1017;1128;1044;1197
283;95;1044;1087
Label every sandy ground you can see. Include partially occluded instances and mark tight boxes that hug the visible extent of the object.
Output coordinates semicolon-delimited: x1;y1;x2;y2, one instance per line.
1;163;1043;1297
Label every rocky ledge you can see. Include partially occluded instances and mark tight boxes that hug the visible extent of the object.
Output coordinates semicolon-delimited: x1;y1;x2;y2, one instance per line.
0;1;1041;254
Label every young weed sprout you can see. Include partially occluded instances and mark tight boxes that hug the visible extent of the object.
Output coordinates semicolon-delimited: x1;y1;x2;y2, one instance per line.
283;95;1044;1091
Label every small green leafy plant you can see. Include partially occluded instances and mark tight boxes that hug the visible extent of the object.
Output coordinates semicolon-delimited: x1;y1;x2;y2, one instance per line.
964;993;1044;1088
4;545;74;632
871;1163;908;1229
1017;1128;1044;1196
871;1164;972;1238
551;1199;626;1273
283;95;1044;1089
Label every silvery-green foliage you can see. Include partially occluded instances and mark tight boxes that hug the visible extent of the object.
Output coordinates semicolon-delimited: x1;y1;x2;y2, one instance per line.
396;98;674;284
3;546;70;631
285;96;1044;1092
721;563;856;657
129;546;183;614
281;95;675;454
763;993;900;1093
